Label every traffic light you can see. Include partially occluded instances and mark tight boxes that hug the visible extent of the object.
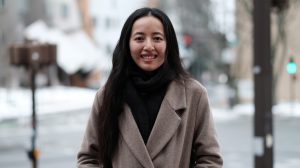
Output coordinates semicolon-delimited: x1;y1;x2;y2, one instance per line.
286;57;297;75
182;33;192;48
272;0;289;11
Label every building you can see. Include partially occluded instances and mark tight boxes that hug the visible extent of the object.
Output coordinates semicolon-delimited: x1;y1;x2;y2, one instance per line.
89;0;147;58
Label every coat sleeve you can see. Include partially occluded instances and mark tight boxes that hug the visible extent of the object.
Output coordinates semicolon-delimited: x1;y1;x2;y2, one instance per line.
192;88;223;168
77;91;102;168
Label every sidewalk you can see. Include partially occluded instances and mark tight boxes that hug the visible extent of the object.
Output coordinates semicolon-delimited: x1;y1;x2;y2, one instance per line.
214;109;300;168
0;86;96;121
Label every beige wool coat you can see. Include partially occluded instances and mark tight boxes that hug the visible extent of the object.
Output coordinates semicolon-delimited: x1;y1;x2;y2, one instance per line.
77;78;223;168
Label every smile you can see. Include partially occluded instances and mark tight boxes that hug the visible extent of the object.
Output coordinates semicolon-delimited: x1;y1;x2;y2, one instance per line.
141;55;157;60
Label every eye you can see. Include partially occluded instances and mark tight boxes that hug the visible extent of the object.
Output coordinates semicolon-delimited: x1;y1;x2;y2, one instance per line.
134;36;144;42
153;36;164;42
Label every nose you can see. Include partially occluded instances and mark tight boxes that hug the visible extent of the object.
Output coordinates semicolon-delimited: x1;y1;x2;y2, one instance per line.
143;38;154;50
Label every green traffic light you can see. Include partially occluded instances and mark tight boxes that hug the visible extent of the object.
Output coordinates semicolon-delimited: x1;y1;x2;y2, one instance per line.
287;61;297;74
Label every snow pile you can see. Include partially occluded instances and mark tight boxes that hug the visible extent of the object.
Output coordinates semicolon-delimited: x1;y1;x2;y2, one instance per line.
0;86;96;121
1;86;300;122
24;20;112;74
273;102;300;117
212;102;300;122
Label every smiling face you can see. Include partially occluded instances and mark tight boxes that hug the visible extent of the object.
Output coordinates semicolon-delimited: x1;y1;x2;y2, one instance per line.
129;16;166;72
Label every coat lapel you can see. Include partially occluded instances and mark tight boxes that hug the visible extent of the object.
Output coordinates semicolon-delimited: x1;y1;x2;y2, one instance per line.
146;80;187;159
119;105;154;168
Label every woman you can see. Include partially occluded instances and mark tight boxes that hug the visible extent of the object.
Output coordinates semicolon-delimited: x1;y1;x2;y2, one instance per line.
77;7;223;168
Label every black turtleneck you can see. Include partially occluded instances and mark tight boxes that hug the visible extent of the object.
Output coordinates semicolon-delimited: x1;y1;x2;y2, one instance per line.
124;63;175;143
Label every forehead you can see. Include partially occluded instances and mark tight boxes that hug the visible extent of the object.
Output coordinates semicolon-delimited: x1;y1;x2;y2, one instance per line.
131;16;164;33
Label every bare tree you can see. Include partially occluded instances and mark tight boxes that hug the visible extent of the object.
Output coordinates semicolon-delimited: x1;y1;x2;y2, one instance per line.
234;0;300;103
160;0;227;81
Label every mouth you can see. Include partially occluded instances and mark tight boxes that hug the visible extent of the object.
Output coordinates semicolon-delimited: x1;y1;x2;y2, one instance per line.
141;54;157;61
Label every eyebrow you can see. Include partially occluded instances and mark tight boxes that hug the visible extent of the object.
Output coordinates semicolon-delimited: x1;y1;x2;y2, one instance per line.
132;32;164;36
153;32;164;36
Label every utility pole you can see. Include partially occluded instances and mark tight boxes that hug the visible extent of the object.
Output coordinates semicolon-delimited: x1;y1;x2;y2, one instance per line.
9;43;56;168
253;0;273;168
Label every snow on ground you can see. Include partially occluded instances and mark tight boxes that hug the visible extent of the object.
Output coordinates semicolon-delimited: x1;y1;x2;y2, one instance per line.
1;86;300;122
212;102;300;122
0;86;96;122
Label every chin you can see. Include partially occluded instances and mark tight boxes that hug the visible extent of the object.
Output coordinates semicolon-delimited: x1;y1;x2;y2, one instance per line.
140;66;157;72
142;68;155;72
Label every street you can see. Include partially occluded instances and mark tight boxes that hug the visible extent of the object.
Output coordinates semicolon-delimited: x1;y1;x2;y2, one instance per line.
0;108;300;168
0;109;89;168
216;115;300;168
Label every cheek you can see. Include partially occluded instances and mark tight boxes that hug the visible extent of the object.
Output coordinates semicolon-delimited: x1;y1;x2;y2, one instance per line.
130;44;141;57
157;45;166;57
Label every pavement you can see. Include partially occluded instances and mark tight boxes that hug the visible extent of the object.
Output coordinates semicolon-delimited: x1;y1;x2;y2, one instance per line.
0;108;299;168
215;114;300;168
0;109;89;168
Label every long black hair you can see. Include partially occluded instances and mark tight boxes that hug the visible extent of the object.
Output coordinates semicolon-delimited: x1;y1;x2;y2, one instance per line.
97;7;189;166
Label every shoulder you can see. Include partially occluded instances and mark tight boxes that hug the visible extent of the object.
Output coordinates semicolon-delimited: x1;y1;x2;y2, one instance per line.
182;78;207;95
170;77;208;104
92;87;105;106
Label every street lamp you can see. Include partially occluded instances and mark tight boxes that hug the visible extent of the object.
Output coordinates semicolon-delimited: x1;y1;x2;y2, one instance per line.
9;43;56;168
272;0;289;11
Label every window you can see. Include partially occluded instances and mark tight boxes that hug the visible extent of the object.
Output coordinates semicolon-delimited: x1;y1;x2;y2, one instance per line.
0;0;6;9
18;0;29;14
61;3;69;18
105;18;111;28
105;17;119;29
0;29;3;44
106;45;112;55
92;17;97;28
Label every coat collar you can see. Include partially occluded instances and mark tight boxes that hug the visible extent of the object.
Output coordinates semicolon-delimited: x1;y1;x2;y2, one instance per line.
119;80;186;167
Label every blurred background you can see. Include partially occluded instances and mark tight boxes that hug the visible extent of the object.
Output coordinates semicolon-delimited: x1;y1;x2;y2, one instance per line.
0;0;299;167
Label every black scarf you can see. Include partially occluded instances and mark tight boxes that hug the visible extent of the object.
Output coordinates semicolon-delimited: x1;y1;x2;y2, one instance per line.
124;63;175;143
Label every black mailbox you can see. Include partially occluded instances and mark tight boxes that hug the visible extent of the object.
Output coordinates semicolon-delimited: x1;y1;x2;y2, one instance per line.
9;43;57;67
